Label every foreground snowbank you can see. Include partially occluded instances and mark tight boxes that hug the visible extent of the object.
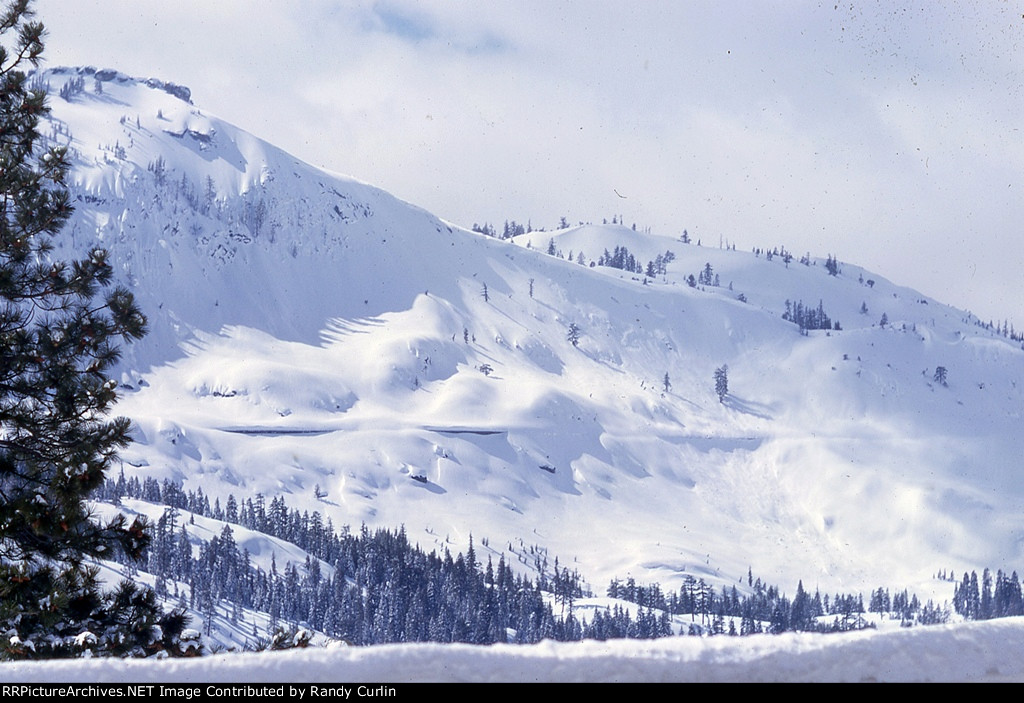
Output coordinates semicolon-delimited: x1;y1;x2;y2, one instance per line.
4;618;1023;683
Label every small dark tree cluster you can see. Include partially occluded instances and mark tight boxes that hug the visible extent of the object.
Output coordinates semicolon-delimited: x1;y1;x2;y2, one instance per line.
501;220;528;239
598;245;642;273
645;251;675;278
783;299;840;333
698;262;718;287
753;245;794;265
866;586;946;625
567;322;581;347
57;75;84;101
714;365;728;402
470;220;532;240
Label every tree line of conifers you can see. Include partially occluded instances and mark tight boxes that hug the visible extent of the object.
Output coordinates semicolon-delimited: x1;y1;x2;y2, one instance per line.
99;476;1017;651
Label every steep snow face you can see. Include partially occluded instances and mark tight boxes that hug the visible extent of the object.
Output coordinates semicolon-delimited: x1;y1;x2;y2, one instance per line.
41;67;1024;594
40;67;454;373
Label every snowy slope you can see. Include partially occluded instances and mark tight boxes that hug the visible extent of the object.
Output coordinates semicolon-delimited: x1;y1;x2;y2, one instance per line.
38;67;1024;596
5;616;1024;682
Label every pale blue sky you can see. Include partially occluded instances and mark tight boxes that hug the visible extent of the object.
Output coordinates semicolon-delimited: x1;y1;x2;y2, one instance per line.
35;0;1024;325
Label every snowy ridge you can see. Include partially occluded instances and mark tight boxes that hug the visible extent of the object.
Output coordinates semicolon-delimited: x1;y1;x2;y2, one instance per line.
5;616;1024;682
39;66;453;372
37;66;1024;598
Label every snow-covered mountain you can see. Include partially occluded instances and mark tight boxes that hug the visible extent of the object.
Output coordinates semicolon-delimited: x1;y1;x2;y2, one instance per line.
39;66;1024;598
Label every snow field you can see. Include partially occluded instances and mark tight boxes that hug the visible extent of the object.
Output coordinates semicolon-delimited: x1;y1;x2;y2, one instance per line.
41;66;1024;600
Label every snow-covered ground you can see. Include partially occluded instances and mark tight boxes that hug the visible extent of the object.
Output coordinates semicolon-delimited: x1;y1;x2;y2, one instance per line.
4;617;1024;682
36;67;1024;609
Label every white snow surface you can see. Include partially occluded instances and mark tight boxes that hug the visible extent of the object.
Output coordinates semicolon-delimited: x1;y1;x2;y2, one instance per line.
35;66;1024;600
3;617;1023;682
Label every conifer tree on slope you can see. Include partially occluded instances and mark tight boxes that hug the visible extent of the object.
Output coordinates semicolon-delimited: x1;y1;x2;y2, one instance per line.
0;0;182;658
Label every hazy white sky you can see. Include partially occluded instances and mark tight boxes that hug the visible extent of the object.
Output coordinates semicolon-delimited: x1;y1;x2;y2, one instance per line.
34;0;1024;325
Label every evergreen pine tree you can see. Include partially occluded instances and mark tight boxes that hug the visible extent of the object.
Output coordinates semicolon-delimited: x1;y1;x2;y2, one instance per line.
0;1;173;658
714;365;729;402
567;322;581;347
